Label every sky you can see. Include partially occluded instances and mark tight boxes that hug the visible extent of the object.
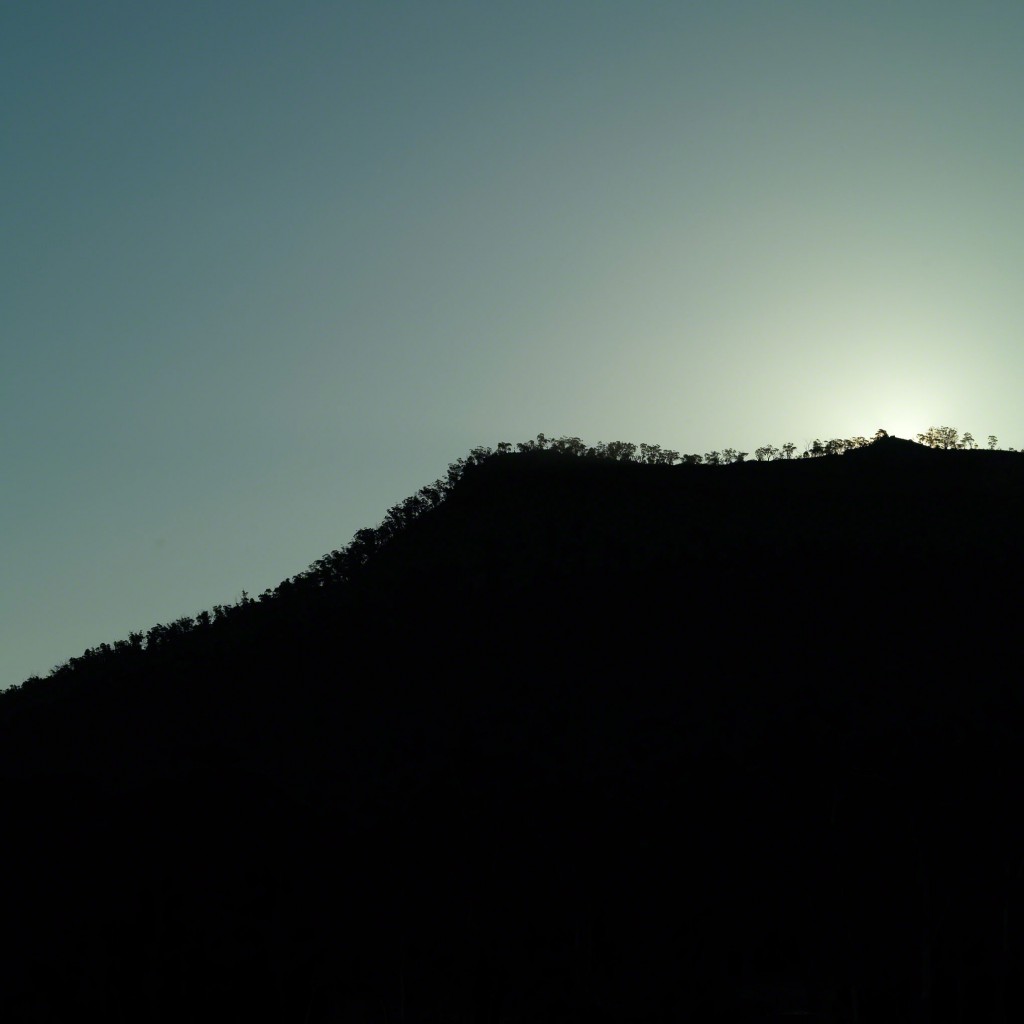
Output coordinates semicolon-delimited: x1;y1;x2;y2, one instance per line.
4;0;1024;686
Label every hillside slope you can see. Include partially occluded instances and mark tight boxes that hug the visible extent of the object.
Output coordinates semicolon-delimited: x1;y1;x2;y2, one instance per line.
2;437;1023;1022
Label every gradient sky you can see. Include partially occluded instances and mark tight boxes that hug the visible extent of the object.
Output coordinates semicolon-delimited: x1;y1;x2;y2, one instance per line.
5;1;1024;686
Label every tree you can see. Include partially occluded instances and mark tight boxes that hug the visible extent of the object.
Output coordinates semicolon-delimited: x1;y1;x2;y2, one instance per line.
754;445;779;462
959;432;977;450
604;441;637;461
515;434;551;453
550;436;587;456
781;442;797;460
916;426;959;450
639;443;663;464
146;623;168;648
989;435;998;450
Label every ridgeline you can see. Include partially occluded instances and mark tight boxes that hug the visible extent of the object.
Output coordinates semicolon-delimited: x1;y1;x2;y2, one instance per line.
3;432;1024;1022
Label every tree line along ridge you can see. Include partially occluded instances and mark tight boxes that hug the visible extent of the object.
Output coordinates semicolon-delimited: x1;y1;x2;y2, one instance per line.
4;425;1009;694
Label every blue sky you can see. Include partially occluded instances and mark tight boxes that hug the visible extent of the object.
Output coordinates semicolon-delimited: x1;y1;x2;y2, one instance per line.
5;1;1024;685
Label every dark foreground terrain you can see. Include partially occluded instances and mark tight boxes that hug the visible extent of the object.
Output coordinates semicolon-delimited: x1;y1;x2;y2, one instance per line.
3;435;1024;1021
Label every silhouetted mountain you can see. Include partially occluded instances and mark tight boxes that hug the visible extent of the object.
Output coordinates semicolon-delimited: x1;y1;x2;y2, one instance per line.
3;434;1024;1022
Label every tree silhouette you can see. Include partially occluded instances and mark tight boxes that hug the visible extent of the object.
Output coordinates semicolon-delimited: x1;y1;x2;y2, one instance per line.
6;423;1017;698
917;426;960;449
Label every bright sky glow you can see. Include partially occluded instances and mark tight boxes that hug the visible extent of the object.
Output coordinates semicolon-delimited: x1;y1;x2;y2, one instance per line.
4;1;1024;685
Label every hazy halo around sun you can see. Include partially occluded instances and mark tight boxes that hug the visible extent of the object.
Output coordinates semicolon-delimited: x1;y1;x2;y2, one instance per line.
854;379;956;443
880;402;962;443
879;418;927;441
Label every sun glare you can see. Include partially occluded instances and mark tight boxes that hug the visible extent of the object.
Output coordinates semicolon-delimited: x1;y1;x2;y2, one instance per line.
859;380;952;443
880;416;929;441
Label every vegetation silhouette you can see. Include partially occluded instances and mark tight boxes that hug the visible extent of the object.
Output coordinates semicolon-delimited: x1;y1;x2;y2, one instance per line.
3;428;1024;1021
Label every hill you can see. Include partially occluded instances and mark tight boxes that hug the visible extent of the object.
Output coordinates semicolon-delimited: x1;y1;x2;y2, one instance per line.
2;434;1024;1022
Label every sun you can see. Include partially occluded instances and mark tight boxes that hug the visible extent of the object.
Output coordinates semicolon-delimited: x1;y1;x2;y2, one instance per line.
876;418;925;442
860;390;949;443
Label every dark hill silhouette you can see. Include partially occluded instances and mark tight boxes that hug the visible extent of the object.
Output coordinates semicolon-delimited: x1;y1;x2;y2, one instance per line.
3;434;1024;1022
844;431;940;460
